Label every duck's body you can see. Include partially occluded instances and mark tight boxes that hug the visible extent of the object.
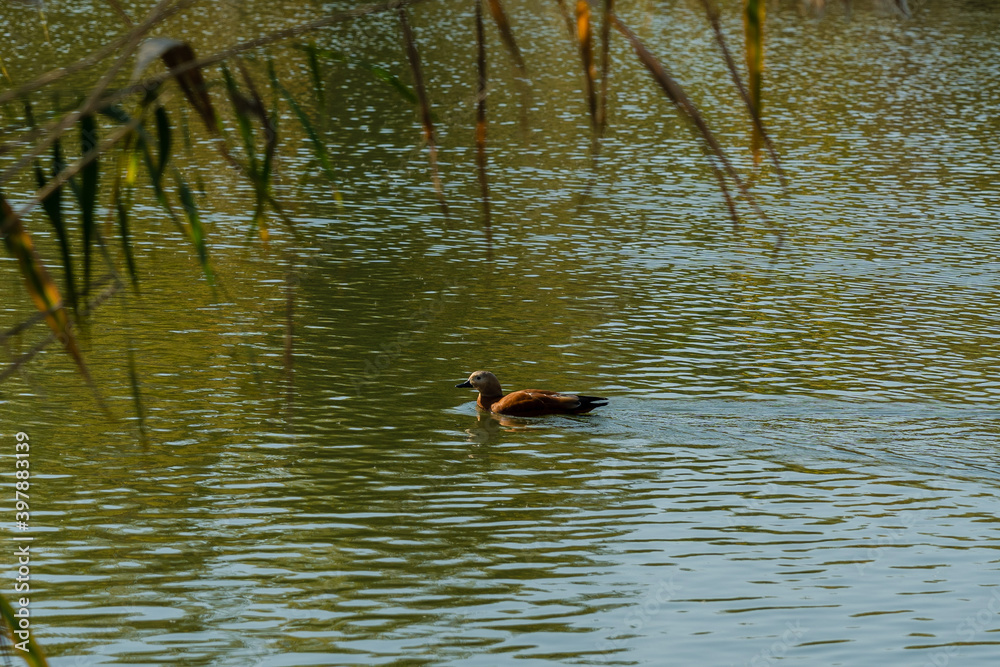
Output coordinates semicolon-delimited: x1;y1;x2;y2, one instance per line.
456;371;608;417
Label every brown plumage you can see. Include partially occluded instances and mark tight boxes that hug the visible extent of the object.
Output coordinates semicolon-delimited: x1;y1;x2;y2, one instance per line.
456;370;608;417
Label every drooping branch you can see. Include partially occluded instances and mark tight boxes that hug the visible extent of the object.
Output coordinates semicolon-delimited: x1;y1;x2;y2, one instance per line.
1;0;430;188
399;7;448;215
0;0;186;188
697;0;785;187
0;0;196;108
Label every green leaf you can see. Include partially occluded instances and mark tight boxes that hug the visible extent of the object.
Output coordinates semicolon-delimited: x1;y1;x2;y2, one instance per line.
303;43;325;106
221;63;258;171
154;103;171;186
175;173;213;284
115;186;139;291
79;113;99;294
25;103;78;313
34;134;79;314
0;188;106;415
268;59;337;185
102;104;180;227
294;44;417;105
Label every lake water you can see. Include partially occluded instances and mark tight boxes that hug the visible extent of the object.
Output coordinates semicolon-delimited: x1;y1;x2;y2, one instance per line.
2;0;1000;665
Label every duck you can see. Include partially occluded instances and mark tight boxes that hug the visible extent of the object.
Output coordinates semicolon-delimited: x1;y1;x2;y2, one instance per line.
456;370;608;417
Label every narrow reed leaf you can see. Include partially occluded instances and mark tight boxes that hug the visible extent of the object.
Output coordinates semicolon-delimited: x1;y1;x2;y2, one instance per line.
0;189;105;412
261;98;278;191
304;43;326;106
33;162;63;237
399;8;448;216
0;594;49;666
699;0;785;186
237;60;277;240
294;45;417;104
154;103;171;186
744;0;765;161
360;64;419;104
485;0;526;73
25;103;79;313
475;0;490;219
175;173;214;284
79;113;99;295
22;97;36;126
97;102;130;125
0;191;65;339
575;0;598;129
269;60;338;187
613;17;727;170
143;117;182;227
114;185;139;290
613;16;763;227
97;103;182;229
125;143;140;186
138;128;178;223
254;100;279;243
552;0;577;42
38;3;51;43
222;63;258;170
596;0;613;133
162;41;219;134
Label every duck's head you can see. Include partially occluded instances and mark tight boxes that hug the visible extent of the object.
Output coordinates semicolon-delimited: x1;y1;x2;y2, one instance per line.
456;370;503;396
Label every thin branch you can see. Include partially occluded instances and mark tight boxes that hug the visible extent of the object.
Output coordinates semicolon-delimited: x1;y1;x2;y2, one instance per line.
117;0;430;96
0;305;53;345
7;113;143;237
613;14;781;238
0;0;195;108
399;7;448;215
0;274;120;383
698;0;786;187
474;0;491;221
104;0;135;26
596;0;613;133
1;0;428;189
0;0;188;188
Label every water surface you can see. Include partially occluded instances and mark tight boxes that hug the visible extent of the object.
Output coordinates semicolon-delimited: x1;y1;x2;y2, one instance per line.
1;0;999;665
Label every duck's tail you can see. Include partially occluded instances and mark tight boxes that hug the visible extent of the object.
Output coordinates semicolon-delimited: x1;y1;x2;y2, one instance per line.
574;395;608;413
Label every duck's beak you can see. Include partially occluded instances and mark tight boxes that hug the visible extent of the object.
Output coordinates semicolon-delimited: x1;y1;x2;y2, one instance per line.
456;380;473;388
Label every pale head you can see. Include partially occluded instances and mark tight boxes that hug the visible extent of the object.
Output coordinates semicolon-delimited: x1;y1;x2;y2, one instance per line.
456;370;503;397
